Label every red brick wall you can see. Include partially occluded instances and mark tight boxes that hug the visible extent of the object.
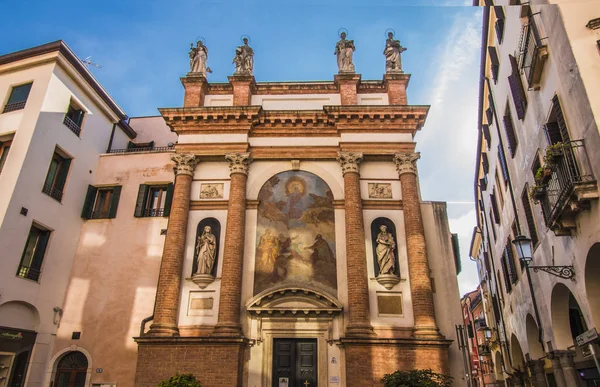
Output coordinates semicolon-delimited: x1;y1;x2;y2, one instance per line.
345;343;449;386
135;343;245;387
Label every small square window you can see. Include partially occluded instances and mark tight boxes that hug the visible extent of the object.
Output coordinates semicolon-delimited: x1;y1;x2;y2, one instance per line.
0;140;11;174
17;223;51;282
3;83;32;113
63;100;85;136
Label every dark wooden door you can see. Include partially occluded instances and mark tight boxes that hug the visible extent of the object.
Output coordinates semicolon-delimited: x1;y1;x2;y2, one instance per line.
273;338;317;387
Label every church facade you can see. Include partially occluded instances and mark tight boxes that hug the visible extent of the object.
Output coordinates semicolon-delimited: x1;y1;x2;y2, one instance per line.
47;36;466;387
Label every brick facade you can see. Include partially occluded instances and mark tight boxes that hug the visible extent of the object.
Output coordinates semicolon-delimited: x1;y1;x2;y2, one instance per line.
182;75;208;107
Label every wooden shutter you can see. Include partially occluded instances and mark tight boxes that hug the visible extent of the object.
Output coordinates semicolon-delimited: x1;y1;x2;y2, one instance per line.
521;187;539;246
482;125;491;149
482;152;489;174
108;186;122;219
505;243;518;284
508;55;527;119
54;158;71;193
134;184;149;217
81;185;97;219
497;145;509;184
491;192;501;224
551;95;571;142
163;183;174;217
503;113;518;157
488;47;500;83
31;229;50;272
501;255;512;293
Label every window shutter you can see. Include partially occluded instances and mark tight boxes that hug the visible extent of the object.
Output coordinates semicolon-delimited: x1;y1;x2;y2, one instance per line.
544;122;562;145
488;47;500;83
503;113;518;157
551;95;571;142
501;255;512;293
508;55;527;120
482;125;491;149
31;230;50;272
81;185;97;219
134;184;149;217
521;187;539;246
505;243;518;284
482;152;490;174
491;192;501;224
108;186;122;219
497;145;509;183
54;158;71;193
163;183;174;217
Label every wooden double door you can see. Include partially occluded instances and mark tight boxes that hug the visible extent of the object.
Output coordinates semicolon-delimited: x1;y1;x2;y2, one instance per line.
272;338;318;387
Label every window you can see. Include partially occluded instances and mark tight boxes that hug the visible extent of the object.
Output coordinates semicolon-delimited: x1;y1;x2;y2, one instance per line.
505;241;518;284
521;186;539;247
503;104;518;157
494;7;506;44
134;183;174;217
42;150;71;202
17;223;51;281
544;95;572;145
500;256;512;293
482;152;489;175
63;100;85;136
3;83;32;113
490;190;501;225
0;140;11;174
508;55;527;119
495;173;504;208
482;124;491;149
519;14;546;87
497;145;509;184
488;47;500;83
81;185;122;219
489;210;497;241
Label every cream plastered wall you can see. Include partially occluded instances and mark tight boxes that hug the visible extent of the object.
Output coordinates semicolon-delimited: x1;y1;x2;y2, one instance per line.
479;2;600;363
0;58;129;387
51;152;174;387
250;93;342;109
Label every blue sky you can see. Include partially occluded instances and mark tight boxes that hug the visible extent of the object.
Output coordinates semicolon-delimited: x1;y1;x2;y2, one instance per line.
0;0;483;295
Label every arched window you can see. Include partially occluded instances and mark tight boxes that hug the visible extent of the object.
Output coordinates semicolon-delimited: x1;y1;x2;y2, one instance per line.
54;351;88;387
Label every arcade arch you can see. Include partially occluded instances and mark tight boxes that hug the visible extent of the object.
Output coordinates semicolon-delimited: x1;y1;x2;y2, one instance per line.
585;242;600;328
550;283;588;350
525;314;544;359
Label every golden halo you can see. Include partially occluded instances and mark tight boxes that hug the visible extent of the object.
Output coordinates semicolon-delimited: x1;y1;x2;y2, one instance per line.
285;177;306;195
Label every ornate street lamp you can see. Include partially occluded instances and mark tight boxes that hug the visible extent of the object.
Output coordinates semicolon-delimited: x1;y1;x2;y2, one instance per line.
512;235;575;280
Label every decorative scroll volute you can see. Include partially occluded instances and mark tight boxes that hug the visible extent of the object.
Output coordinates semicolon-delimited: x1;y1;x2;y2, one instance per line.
225;152;252;175
337;152;363;175
171;153;198;176
394;152;420;176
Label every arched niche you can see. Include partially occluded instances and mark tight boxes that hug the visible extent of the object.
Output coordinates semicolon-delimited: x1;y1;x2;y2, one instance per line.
370;217;400;277
191;218;221;277
0;301;40;331
254;170;337;296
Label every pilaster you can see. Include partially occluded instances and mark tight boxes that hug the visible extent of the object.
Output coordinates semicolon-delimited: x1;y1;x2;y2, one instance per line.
181;75;209;107
334;73;361;105
213;152;252;336
337;151;374;337
147;154;198;336
383;73;410;105
394;152;440;338
228;75;256;106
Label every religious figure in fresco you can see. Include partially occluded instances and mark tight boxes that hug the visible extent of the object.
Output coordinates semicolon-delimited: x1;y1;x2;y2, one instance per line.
304;234;335;266
195;226;217;275
334;31;356;73
257;229;279;276
383;31;407;73
284;177;306;221
376;225;396;275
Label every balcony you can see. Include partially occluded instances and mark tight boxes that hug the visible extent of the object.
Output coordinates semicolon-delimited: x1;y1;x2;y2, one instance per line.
474;318;488;331
478;344;491;356
519;21;548;89
3;101;26;113
17;265;41;282
536;140;598;235
108;144;174;154
63;115;82;136
143;208;165;217
42;183;63;202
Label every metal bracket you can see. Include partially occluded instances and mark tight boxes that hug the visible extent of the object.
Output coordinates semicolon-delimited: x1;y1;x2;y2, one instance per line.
530;265;575;281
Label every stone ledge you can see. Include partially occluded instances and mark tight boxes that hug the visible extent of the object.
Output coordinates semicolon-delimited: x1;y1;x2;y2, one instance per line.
338;336;453;347
134;336;250;345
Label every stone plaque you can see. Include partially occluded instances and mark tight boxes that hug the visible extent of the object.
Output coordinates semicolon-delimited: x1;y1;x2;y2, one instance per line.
377;295;402;315
368;183;392;199
200;183;224;199
190;297;214;310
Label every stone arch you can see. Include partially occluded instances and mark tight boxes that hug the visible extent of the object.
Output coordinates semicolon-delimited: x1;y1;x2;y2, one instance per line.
525;314;544;359
370;217;400;277
0;301;40;331
45;346;93;387
510;334;525;371
494;351;504;382
585;242;600;328
551;282;588;349
191;217;221;277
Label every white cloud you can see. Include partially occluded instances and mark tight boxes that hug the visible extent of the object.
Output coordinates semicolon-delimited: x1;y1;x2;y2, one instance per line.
448;208;480;295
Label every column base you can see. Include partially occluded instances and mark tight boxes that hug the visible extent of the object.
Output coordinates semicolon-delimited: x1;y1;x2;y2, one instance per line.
345;323;376;338
212;322;244;337
146;322;179;337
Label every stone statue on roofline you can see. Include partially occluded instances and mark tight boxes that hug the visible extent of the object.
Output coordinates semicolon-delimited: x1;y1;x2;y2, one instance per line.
188;39;212;76
383;30;407;73
334;30;356;74
233;37;254;75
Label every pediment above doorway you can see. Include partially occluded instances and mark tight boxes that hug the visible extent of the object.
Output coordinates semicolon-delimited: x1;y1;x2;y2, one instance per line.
246;284;343;317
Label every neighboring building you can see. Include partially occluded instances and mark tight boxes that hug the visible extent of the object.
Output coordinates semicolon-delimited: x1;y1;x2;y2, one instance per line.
0;42;135;387
49;37;466;386
471;1;600;386
462;286;496;387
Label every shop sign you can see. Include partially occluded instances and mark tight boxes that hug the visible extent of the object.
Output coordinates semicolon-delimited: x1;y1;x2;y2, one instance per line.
0;331;23;340
576;328;598;347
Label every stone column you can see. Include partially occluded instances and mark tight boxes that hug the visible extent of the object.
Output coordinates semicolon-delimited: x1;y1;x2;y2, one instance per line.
555;350;581;387
394;152;439;338
337;152;374;337
527;359;547;387
213;152;251;336
549;352;567;387
147;154;198;336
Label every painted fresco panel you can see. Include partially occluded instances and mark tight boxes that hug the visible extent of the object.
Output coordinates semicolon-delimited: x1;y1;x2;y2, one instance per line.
254;171;337;296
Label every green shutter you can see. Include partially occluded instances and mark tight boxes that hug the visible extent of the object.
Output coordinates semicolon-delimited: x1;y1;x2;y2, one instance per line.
163;183;174;217
81;185;97;219
54;158;71;194
31;230;50;272
108;186;122;219
134;184;149;217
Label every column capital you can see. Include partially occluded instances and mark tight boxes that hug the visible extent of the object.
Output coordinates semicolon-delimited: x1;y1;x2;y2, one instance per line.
337;151;363;175
394;152;420;176
171;153;198;176
225;152;252;175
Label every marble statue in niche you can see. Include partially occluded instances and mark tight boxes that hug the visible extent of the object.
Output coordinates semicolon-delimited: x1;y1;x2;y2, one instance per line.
368;183;392;199
254;171;337;296
200;183;224;199
383;31;406;73
334;30;355;73
191;218;220;289
233;37;254;75
371;217;400;290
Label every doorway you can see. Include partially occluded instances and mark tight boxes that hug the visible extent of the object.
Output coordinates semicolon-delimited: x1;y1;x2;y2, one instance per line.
53;351;88;387
272;338;317;387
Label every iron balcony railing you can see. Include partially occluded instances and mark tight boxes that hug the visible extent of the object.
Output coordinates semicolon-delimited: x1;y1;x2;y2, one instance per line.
91;210;110;220
519;22;544;87
540;140;594;228
17;265;41;281
478;345;491;356
3;101;26;113
63;115;82;136
474;318;487;331
108;144;175;154
42;183;63;202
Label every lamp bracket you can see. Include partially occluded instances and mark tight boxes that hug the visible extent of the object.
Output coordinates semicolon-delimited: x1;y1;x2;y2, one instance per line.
530;265;575;281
